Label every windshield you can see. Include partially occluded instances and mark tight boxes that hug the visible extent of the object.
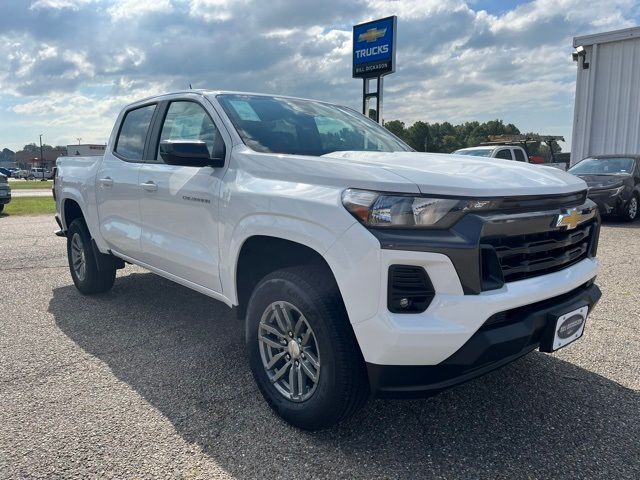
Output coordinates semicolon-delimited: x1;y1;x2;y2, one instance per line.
569;157;635;175
454;149;492;157
216;94;410;156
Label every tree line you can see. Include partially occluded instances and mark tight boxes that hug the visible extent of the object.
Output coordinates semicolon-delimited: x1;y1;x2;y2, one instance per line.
383;119;561;157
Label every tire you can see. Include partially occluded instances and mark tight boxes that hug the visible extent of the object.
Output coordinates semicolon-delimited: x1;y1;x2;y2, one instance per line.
246;265;369;430
66;219;116;294
623;194;639;222
0;204;4;214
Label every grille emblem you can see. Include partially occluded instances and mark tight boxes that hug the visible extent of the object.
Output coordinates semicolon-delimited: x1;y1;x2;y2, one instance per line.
555;208;589;230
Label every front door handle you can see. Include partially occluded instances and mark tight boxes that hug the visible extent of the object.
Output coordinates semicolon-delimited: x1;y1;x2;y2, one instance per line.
140;181;158;192
98;177;113;187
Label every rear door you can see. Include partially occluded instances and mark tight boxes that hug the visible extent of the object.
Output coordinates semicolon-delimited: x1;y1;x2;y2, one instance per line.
96;103;157;257
494;148;514;161
513;148;527;162
138;97;229;292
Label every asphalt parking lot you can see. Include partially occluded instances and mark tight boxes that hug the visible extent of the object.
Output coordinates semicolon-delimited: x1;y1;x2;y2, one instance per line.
1;215;638;479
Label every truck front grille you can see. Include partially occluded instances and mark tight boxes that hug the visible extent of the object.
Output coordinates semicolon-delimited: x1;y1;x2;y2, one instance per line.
482;221;595;283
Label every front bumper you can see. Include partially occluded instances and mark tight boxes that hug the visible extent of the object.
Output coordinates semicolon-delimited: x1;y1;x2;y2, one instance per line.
367;281;601;397
0;191;11;205
587;189;629;215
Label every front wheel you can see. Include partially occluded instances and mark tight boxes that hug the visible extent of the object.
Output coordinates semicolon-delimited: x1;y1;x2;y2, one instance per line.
246;265;369;430
623;194;639;222
66;219;116;294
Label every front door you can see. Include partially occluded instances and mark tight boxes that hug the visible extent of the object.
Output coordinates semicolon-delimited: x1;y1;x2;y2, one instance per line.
138;100;226;292
96;103;157;257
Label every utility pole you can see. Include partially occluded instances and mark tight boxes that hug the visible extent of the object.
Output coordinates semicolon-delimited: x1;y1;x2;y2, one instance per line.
39;133;44;181
76;137;82;145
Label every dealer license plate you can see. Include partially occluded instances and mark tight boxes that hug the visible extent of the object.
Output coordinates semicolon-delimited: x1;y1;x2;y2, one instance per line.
549;305;589;351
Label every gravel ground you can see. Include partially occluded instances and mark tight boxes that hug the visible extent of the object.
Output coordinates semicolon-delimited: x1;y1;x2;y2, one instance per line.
0;215;638;479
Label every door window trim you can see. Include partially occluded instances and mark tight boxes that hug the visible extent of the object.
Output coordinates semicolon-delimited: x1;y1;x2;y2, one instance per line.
112;102;159;163
148;98;228;165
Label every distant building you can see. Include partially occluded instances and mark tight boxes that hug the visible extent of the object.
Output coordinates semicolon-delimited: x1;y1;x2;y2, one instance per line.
67;144;106;156
15;148;66;170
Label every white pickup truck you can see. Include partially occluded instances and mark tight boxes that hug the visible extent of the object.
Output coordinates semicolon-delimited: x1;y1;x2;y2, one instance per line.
54;91;602;429
454;145;568;170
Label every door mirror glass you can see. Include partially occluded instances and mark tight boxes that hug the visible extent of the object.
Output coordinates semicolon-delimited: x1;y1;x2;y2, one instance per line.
160;140;224;167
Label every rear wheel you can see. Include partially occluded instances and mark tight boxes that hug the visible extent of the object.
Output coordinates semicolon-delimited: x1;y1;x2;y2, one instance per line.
623;194;638;222
66;219;116;294
246;265;369;430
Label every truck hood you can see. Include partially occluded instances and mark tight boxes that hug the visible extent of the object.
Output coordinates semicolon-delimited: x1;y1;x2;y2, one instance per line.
325;151;586;197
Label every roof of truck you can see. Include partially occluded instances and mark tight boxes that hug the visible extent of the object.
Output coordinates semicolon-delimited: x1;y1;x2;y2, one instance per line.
125;90;337;109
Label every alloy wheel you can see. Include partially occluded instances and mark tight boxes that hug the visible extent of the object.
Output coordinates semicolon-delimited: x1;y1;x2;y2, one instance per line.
628;196;638;220
70;233;87;281
258;301;321;402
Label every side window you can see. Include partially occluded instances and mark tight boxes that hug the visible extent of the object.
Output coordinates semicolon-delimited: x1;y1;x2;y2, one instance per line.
495;149;513;160
513;149;526;162
158;101;221;161
115;104;156;160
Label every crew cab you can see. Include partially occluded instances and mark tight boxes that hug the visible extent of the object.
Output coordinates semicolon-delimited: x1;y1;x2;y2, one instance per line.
54;91;601;429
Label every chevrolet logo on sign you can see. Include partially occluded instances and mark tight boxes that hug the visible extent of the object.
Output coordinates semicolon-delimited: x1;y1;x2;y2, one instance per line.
555;208;594;230
358;27;386;43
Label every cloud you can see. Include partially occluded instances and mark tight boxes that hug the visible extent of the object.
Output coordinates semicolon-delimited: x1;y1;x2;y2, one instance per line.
107;0;172;21
0;0;638;150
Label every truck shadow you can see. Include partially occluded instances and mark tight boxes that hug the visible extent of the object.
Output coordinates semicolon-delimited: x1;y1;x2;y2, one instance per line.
49;272;639;479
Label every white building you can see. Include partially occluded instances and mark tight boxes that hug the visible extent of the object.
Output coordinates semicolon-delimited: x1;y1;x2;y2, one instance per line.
66;144;106;157
571;26;640;165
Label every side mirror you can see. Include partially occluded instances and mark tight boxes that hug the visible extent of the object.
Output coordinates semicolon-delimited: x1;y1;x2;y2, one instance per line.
159;140;225;168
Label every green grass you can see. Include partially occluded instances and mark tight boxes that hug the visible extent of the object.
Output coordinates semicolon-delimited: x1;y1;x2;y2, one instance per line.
1;196;56;216
9;180;53;190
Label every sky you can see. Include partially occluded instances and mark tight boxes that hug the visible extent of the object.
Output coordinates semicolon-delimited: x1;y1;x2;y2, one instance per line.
0;0;639;152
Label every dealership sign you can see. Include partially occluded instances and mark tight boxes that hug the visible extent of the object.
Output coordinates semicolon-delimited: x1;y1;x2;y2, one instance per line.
352;16;397;78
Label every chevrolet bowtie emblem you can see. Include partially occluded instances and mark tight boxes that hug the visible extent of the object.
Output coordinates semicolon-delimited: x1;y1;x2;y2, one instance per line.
555;208;588;230
358;27;386;43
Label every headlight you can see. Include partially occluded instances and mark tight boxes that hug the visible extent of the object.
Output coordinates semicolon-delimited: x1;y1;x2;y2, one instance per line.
341;188;498;228
607;185;625;197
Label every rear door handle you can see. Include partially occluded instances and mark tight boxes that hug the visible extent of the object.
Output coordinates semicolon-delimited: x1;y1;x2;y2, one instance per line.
140;181;158;192
98;177;113;187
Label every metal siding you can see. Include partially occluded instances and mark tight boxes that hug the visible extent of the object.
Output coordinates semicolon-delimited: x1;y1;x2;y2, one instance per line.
571;34;640;165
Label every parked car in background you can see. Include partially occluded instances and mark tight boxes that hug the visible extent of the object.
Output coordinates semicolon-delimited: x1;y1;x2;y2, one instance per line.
454;144;567;170
28;168;53;180
0;174;11;213
12;169;29;179
454;145;530;162
0;167;12;177
568;155;640;221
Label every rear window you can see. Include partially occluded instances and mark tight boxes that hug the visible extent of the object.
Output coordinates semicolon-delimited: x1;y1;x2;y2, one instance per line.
514;149;526;162
115;104;156;160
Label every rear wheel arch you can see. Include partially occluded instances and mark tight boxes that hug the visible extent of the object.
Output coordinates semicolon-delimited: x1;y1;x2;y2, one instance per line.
62;198;85;231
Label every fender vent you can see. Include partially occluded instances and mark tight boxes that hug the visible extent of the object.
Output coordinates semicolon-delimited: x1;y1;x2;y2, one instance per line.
388;265;435;314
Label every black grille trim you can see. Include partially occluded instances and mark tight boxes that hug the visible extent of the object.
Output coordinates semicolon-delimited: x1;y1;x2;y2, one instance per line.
388;265;435;313
481;221;595;283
